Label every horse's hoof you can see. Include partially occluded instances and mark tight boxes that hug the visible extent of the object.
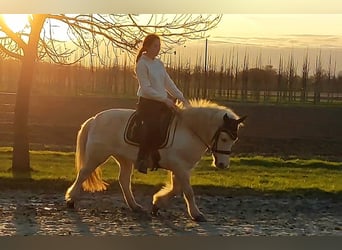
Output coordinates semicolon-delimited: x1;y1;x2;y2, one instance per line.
193;214;207;222
66;200;75;209
151;204;160;216
132;205;144;213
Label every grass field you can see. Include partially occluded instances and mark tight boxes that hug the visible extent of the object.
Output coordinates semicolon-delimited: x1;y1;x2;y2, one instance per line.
0;147;341;197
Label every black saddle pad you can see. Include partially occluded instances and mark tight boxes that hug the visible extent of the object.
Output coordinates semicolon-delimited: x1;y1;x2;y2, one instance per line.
124;111;176;148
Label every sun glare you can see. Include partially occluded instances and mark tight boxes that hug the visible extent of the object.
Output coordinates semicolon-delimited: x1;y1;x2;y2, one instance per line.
2;14;29;32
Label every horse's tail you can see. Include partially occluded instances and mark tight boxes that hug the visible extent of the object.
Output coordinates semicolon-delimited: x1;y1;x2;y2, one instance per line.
76;117;108;192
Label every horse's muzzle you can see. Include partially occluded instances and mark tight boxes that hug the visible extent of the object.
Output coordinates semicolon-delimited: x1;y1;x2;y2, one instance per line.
216;162;229;169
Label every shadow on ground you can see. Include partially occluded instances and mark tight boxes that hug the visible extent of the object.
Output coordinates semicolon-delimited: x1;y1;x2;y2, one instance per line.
0;177;341;201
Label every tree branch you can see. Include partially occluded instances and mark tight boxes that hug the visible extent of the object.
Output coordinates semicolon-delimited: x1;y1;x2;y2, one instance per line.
0;15;28;52
0;43;23;59
2;14;222;66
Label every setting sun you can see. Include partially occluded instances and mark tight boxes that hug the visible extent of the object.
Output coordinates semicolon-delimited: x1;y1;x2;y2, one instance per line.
1;14;30;32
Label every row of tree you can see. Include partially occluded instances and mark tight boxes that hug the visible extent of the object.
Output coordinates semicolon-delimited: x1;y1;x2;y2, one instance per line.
1;51;342;104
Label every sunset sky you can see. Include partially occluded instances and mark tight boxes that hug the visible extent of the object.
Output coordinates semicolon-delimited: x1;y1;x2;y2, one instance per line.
209;14;342;47
1;0;342;72
2;0;342;14
3;14;342;49
174;14;342;73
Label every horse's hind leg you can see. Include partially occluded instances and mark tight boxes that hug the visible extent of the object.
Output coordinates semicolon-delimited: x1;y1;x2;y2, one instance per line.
117;157;143;211
65;150;109;208
65;165;96;208
152;172;182;215
65;172;85;208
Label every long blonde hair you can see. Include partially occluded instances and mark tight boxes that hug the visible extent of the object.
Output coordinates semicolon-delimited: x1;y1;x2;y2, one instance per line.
136;34;160;63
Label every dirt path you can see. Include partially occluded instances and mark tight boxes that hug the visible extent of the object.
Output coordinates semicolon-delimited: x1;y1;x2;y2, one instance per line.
0;190;341;236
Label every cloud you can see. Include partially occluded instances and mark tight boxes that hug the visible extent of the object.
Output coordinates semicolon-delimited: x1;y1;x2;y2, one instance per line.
209;34;342;49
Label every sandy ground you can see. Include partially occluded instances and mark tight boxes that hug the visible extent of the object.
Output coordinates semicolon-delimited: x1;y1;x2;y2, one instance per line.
0;190;341;236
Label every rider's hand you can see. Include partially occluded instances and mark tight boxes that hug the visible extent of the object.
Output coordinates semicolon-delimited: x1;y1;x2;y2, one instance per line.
164;98;177;110
183;99;191;108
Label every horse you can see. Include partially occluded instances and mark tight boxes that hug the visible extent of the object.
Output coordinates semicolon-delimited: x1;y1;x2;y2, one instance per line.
65;99;246;222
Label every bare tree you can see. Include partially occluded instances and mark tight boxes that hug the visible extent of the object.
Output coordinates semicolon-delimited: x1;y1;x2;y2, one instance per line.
326;54;333;102
301;50;310;103
241;50;249;101
286;53;297;102
277;55;284;102
314;51;323;104
233;49;239;99
0;14;222;175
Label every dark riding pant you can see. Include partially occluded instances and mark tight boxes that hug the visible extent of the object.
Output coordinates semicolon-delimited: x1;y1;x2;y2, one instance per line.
136;97;172;161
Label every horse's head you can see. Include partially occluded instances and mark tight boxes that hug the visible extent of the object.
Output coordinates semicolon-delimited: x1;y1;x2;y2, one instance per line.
212;113;246;169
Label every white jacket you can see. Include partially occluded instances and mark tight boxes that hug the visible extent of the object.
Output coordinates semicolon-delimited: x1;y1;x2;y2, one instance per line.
136;55;185;102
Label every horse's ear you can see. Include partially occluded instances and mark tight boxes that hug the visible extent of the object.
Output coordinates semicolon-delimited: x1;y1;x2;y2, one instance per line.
238;115;247;123
223;113;229;121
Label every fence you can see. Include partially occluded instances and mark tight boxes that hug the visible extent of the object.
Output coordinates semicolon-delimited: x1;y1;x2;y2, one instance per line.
1;57;342;104
0;92;15;144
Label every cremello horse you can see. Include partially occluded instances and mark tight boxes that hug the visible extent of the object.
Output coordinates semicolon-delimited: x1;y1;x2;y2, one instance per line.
65;99;246;221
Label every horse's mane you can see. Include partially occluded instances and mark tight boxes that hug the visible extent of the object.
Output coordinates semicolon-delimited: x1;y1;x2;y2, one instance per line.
177;99;239;132
178;98;238;119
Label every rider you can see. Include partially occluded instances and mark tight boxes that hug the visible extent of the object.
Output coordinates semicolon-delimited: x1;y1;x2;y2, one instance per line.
135;34;190;174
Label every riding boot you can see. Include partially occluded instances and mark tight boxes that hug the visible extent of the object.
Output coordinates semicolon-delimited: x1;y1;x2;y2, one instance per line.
135;148;150;174
150;150;161;171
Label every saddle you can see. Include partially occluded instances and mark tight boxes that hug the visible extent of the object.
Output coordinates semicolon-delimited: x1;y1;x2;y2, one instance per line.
124;110;177;149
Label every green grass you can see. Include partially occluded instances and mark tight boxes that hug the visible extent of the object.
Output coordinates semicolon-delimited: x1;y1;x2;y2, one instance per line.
1;147;341;197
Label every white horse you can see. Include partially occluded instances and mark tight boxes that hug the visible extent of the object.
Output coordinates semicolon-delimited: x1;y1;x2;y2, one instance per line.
65;99;246;221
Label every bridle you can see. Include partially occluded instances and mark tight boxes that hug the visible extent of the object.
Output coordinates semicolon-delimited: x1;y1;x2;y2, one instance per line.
175;110;241;156
210;126;237;155
185;123;237;156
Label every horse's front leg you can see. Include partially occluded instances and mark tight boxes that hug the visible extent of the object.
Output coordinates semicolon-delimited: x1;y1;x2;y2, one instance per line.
156;168;206;222
152;172;182;215
118;158;144;212
179;170;206;222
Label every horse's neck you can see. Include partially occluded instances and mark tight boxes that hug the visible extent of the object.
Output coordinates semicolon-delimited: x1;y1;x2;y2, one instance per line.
181;108;221;143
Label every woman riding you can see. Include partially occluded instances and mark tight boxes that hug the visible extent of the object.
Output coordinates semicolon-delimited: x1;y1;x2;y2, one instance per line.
135;34;190;174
